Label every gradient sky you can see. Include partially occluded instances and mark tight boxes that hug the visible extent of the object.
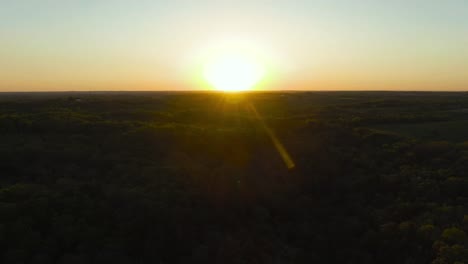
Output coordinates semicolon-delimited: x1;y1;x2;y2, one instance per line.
1;0;467;91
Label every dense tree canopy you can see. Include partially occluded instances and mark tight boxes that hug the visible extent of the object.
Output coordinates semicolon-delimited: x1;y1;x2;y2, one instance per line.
1;92;468;263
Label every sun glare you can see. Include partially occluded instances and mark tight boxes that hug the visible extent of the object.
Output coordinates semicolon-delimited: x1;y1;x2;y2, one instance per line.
203;53;266;92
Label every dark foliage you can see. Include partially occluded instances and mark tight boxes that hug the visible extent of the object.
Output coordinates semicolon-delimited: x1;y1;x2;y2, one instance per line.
1;91;468;263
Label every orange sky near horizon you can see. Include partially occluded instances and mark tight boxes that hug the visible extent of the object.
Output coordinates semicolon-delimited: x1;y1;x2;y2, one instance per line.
1;1;467;92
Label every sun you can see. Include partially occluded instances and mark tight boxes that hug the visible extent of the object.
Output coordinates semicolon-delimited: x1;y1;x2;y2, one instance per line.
203;53;266;92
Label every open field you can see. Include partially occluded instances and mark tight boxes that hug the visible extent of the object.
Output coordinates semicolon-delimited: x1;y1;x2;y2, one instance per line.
1;91;468;263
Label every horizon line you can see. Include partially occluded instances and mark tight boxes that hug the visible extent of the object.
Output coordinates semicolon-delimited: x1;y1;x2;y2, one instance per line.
1;89;468;94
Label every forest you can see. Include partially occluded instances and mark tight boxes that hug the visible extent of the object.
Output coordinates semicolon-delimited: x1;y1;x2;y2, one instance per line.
1;91;468;264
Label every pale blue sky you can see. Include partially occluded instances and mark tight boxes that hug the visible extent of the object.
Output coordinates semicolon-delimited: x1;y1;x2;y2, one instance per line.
1;0;467;91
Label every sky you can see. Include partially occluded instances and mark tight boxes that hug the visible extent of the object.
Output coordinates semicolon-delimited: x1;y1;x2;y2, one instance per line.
0;0;467;91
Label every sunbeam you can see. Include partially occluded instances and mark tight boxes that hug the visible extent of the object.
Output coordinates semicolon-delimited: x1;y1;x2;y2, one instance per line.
246;102;295;169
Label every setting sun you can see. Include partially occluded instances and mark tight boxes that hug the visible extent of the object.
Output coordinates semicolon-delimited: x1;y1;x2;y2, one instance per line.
203;53;266;92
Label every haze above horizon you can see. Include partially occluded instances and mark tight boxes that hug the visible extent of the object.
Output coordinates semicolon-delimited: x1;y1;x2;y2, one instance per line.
1;0;467;91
